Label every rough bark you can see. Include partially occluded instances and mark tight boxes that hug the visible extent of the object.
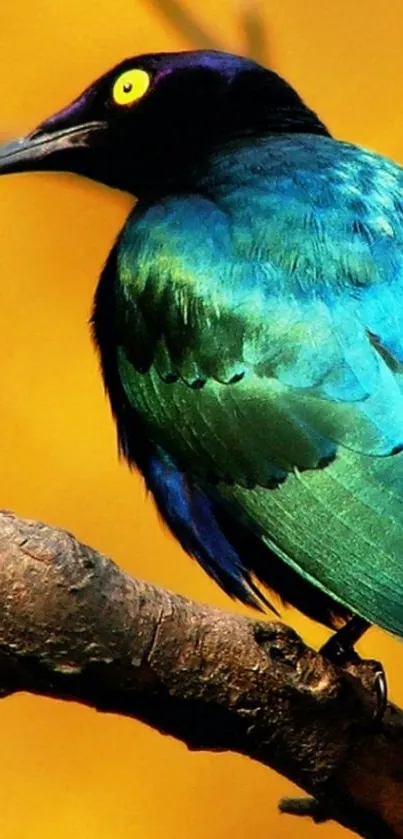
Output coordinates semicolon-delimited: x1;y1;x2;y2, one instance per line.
0;509;402;839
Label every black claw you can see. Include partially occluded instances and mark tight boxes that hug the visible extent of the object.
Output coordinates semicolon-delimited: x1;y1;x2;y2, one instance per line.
373;667;388;723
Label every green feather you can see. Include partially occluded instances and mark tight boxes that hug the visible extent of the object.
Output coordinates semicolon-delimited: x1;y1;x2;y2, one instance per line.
218;450;403;635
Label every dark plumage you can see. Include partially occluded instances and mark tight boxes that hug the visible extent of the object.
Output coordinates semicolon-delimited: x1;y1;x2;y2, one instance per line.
2;49;403;646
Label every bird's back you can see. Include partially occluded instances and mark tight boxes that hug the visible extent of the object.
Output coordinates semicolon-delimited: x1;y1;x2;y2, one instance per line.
94;132;403;635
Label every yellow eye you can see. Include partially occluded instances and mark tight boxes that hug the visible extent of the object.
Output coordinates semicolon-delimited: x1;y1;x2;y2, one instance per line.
112;69;150;107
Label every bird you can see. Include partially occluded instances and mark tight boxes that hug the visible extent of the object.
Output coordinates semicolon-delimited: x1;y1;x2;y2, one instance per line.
1;49;403;694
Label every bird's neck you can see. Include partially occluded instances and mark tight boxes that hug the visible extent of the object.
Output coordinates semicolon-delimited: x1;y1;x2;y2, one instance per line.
138;122;329;202
138;103;330;200
224;106;329;141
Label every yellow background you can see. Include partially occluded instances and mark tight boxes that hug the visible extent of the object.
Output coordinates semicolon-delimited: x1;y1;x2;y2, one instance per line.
1;1;402;837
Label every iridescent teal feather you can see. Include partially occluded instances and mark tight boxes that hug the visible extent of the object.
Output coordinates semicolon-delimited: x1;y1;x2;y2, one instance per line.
112;133;403;634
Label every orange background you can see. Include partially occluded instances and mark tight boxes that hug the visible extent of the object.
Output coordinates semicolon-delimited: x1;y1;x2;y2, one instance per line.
1;1;402;837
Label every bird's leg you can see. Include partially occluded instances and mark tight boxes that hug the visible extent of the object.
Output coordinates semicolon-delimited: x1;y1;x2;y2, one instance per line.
320;615;369;664
320;616;387;723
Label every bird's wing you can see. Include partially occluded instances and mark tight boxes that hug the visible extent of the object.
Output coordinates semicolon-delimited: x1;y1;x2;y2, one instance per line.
113;136;403;632
115;139;403;483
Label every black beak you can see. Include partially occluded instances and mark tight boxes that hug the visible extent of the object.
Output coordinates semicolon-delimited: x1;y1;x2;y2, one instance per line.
0;120;107;176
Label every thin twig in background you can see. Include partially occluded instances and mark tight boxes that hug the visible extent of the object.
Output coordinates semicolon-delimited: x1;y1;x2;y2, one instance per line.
146;0;270;63
239;0;269;64
146;0;222;50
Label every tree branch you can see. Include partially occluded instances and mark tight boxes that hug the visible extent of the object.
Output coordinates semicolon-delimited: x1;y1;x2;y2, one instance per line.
0;510;402;838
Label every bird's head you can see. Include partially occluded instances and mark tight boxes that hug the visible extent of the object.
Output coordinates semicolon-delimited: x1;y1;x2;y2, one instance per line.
0;49;329;196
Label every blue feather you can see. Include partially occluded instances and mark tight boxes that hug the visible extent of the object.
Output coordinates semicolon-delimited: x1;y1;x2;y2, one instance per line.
145;450;270;607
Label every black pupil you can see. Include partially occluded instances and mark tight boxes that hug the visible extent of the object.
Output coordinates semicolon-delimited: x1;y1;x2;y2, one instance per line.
123;82;133;94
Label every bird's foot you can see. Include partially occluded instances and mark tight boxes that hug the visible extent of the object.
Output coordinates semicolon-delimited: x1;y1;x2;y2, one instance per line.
319;616;387;725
